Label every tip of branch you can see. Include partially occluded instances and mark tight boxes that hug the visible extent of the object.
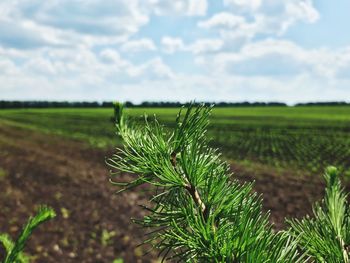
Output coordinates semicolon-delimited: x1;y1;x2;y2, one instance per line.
324;166;339;187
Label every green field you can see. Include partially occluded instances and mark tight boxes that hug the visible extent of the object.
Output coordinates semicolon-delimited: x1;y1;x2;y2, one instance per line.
1;106;350;175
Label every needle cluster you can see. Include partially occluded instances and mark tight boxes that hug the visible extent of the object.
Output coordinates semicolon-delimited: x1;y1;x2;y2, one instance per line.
288;167;350;262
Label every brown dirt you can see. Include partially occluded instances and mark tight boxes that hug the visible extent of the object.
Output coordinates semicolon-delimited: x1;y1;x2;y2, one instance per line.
0;124;157;262
0;123;334;262
230;163;326;230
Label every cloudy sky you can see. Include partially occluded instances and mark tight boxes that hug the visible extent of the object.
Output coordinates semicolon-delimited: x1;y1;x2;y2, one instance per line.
0;0;349;104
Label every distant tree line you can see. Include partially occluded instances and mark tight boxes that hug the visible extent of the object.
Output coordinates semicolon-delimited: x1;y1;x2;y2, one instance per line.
0;100;106;109
139;101;289;107
295;101;350;106
1;100;349;109
0;100;290;109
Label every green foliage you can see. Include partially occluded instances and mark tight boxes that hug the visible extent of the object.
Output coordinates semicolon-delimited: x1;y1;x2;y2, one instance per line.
108;104;304;262
0;206;56;263
113;102;124;126
0;234;29;263
288;167;350;262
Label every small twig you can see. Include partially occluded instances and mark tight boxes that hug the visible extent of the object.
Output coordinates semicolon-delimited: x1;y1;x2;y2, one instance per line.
170;151;207;218
170;151;177;167
184;183;206;215
338;236;349;263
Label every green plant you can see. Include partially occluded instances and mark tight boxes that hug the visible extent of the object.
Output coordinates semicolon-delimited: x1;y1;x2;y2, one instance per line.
0;206;55;263
108;104;303;262
101;229;116;247
112;102;124;125
288;166;350;262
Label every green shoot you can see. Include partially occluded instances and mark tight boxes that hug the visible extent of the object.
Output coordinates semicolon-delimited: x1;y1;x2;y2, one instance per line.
288;167;350;262
0;206;56;263
112;102;124;126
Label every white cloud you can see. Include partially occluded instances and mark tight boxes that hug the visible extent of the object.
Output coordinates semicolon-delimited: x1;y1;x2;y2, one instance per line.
0;0;149;50
99;49;129;66
224;0;319;22
0;46;175;101
28;0;148;36
286;1;320;23
161;36;224;54
192;38;350;97
0;18;58;49
197;39;320;77
0;0;209;52
201;0;319;38
127;57;175;80
223;0;262;11
197;13;257;52
120;38;156;53
188;39;224;54
150;0;208;16
187;0;208;16
161;37;185;53
198;12;246;30
23;57;58;75
0;58;17;75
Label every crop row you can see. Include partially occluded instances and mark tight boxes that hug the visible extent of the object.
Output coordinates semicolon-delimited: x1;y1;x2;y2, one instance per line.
209;125;350;175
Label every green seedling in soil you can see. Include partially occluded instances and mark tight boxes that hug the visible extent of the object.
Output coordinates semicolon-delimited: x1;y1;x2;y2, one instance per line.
101;229;116;247
0;206;55;263
0;168;7;180
60;207;69;219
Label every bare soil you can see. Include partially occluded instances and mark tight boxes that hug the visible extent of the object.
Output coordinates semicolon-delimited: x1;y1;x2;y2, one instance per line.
0;124;331;262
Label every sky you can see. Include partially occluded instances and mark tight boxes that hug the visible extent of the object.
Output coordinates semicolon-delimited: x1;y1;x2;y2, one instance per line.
0;0;350;104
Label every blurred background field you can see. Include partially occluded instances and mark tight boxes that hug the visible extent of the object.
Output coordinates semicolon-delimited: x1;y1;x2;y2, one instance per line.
1;106;350;176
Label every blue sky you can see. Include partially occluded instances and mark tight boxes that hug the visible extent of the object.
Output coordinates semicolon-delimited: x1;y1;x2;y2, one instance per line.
0;0;350;104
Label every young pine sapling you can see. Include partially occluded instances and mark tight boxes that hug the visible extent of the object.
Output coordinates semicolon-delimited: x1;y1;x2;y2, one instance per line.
107;104;302;262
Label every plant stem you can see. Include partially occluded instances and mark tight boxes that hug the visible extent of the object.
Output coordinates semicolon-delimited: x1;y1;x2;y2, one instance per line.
339;236;349;263
170;151;207;216
184;183;206;214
